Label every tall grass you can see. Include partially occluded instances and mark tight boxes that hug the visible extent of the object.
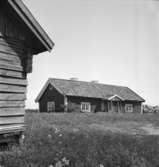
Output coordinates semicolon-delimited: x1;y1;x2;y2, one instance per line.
1;113;159;167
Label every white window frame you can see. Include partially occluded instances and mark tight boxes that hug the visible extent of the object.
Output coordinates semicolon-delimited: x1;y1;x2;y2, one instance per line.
47;101;55;112
81;102;91;112
125;104;133;113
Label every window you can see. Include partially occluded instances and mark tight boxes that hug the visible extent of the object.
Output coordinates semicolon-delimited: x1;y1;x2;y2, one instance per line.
125;104;133;113
81;102;91;112
47;101;55;112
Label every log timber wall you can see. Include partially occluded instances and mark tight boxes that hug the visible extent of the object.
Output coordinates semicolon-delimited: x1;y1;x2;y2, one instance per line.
0;6;32;133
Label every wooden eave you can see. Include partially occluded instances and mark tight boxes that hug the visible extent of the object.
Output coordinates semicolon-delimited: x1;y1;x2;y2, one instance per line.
6;0;54;54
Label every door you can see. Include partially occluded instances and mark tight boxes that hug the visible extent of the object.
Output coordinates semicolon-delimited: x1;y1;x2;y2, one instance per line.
47;101;55;112
112;101;118;112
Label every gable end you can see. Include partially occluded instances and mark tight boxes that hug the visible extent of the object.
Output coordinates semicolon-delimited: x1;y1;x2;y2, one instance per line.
4;0;54;54
35;79;64;102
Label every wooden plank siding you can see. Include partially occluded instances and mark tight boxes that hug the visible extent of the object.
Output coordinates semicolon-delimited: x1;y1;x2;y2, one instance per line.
0;84;26;93
0;93;26;101
0;69;24;78
0;108;25;116
0;9;26;41
0;12;27;129
0;124;25;135
0;117;24;125
0;0;53;136
0;37;24;46
0;45;24;57
0;52;23;65
0;63;23;72
0;101;25;108
0;77;27;86
39;84;65;113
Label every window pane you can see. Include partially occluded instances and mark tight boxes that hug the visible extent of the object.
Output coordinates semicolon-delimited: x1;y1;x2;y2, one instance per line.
125;104;133;113
81;102;90;112
86;104;89;110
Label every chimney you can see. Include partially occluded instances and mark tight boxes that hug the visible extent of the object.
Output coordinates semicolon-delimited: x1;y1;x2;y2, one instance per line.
91;80;99;84
70;77;78;81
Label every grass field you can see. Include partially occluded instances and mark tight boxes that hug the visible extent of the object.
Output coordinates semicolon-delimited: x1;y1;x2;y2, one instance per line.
1;112;159;167
26;112;159;135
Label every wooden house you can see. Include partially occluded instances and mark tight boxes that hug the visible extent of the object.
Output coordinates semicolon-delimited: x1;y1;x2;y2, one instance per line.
35;78;145;113
0;0;54;143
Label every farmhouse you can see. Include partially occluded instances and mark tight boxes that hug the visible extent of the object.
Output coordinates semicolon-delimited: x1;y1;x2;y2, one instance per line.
0;0;53;143
35;78;145;113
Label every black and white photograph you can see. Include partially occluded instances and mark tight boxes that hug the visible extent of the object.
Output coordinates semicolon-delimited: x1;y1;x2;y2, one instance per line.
0;0;159;166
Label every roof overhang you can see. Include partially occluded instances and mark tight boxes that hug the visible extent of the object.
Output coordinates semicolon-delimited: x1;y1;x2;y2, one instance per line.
6;0;54;54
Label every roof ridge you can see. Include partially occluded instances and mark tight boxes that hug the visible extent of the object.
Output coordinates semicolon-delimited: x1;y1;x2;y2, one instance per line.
49;78;127;88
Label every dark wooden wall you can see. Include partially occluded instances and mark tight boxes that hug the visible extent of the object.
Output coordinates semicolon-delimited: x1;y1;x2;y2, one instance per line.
0;6;32;131
126;101;142;113
39;84;64;113
38;84;142;113
67;98;142;113
67;96;102;113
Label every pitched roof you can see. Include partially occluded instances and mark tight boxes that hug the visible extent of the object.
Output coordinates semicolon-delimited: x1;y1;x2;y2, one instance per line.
35;78;145;102
3;0;54;53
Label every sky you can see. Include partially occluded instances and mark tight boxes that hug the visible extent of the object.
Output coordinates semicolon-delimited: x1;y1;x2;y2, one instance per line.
23;0;159;108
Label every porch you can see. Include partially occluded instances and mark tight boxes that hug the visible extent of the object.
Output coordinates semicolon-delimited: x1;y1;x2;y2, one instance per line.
101;95;125;113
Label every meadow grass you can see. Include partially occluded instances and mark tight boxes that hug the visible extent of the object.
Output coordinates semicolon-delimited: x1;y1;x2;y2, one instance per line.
1;112;159;167
26;112;159;126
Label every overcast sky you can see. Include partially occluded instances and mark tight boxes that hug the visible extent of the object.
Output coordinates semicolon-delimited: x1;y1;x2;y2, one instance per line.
23;0;159;108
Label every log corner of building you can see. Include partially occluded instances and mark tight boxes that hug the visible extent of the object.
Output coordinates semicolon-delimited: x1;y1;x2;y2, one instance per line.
0;0;54;145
